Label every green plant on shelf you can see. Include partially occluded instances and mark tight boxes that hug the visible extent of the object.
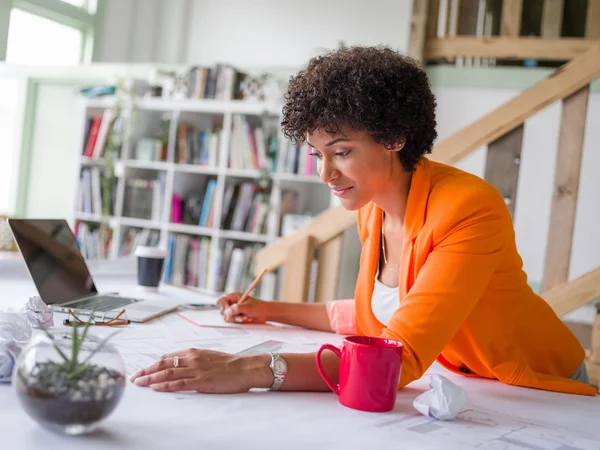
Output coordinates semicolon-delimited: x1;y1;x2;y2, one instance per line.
98;80;135;252
257;168;272;205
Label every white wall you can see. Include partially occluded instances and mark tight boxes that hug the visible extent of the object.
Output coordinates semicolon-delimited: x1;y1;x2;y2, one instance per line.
435;87;600;289
96;0;193;64
96;0;412;67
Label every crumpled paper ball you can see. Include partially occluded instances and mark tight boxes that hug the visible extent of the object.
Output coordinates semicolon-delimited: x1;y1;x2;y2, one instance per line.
23;296;54;329
0;312;33;384
413;374;468;420
0;347;15;383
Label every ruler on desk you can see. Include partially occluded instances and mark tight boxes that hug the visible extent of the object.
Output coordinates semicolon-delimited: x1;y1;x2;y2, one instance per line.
236;340;287;355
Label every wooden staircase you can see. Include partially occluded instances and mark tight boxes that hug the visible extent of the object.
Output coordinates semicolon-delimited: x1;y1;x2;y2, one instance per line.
253;1;600;385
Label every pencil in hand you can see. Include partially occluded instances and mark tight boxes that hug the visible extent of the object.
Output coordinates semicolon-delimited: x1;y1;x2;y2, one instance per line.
237;268;268;305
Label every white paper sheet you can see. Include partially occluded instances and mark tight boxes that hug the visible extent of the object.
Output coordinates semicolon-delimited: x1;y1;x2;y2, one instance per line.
177;308;279;330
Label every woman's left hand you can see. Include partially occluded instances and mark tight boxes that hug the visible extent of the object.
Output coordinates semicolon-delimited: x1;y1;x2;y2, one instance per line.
129;349;266;393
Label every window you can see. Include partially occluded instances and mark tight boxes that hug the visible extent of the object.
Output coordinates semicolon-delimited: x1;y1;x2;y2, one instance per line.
1;0;99;64
6;9;83;66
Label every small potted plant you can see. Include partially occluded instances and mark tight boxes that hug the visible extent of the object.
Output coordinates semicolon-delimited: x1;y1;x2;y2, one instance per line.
13;317;125;435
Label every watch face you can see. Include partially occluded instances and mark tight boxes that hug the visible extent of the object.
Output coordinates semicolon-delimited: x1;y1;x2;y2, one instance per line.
273;360;287;373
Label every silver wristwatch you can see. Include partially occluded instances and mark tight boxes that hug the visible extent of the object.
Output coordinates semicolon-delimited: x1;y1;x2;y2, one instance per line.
268;352;287;391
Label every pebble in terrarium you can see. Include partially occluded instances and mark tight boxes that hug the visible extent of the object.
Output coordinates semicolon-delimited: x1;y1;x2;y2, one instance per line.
14;319;126;435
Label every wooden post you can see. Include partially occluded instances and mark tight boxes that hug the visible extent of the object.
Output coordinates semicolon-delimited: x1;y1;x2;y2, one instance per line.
427;0;440;39
541;0;564;38
447;0;461;64
484;125;524;218
590;308;600;364
314;235;343;303
586;0;600;38
586;306;600;389
280;234;314;303
501;0;523;37
408;0;430;64
541;86;590;292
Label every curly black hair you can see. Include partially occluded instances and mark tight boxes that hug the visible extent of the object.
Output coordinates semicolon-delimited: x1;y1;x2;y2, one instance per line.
281;46;437;172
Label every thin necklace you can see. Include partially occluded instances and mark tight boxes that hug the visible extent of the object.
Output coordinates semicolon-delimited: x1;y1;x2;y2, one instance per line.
381;210;399;269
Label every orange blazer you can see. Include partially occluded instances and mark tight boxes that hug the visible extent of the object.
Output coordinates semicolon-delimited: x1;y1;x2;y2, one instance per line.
355;157;596;396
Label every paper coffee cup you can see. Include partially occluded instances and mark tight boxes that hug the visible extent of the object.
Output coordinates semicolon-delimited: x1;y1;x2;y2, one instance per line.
134;246;167;290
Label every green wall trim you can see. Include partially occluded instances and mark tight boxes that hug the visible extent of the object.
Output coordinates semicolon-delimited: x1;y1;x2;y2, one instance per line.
426;66;600;92
14;78;37;218
14;76;104;218
91;0;106;62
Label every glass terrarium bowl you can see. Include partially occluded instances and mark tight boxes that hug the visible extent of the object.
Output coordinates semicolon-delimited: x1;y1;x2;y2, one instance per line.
13;329;126;435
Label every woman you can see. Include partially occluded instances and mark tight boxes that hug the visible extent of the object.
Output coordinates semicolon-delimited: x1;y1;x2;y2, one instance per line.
131;46;595;396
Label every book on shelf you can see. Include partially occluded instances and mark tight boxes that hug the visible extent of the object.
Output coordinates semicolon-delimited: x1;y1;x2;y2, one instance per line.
163;235;265;297
134;137;165;162
119;228;160;257
176;123;221;166
78;168;117;216
229;115;276;171
164;235;213;290
279;141;316;175
123;174;166;221
82;109;118;160
171;178;217;228
74;222;112;260
199;179;217;228
222;182;269;234
185;64;246;101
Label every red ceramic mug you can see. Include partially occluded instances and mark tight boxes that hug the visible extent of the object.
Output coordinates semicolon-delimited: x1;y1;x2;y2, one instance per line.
316;336;403;412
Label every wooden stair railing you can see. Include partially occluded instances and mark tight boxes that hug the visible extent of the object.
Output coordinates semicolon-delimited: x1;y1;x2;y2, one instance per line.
423;0;600;63
254;45;600;308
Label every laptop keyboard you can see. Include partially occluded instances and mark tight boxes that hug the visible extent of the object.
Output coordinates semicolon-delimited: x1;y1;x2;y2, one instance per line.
66;296;136;312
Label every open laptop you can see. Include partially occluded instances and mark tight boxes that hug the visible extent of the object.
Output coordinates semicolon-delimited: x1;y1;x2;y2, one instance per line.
8;219;178;322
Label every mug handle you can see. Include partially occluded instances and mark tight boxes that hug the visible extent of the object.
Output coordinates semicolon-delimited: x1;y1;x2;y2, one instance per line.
315;344;342;395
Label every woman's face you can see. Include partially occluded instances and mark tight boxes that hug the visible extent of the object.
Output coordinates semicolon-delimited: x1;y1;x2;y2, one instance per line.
306;126;403;211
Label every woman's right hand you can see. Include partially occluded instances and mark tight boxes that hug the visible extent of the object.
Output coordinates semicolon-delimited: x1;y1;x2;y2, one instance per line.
216;293;271;324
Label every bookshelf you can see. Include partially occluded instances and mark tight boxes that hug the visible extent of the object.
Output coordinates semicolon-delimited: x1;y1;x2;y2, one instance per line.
73;96;336;300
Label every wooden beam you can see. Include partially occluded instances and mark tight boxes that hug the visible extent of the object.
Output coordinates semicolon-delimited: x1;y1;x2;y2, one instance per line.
544;267;600;317
541;0;564;39
591;309;600;363
429;45;600;165
425;36;597;60
314;235;343;303
501;0;523;37
254;205;355;274
408;0;430;64
542;86;590;292
427;0;440;38
280;234;314;303
484;125;524;218
587;0;600;38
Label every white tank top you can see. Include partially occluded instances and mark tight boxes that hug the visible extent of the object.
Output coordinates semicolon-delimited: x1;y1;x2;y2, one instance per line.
371;267;400;325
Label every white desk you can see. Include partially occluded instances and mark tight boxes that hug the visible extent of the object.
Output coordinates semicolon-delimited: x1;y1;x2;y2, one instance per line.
1;257;600;449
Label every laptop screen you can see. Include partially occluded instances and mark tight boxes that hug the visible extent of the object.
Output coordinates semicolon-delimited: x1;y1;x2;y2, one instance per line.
8;219;98;304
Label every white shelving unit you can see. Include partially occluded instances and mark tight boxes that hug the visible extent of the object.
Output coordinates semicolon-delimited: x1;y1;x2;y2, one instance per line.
73;96;335;299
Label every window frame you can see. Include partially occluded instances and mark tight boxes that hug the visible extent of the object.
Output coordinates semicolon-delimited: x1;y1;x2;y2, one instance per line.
0;0;103;63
